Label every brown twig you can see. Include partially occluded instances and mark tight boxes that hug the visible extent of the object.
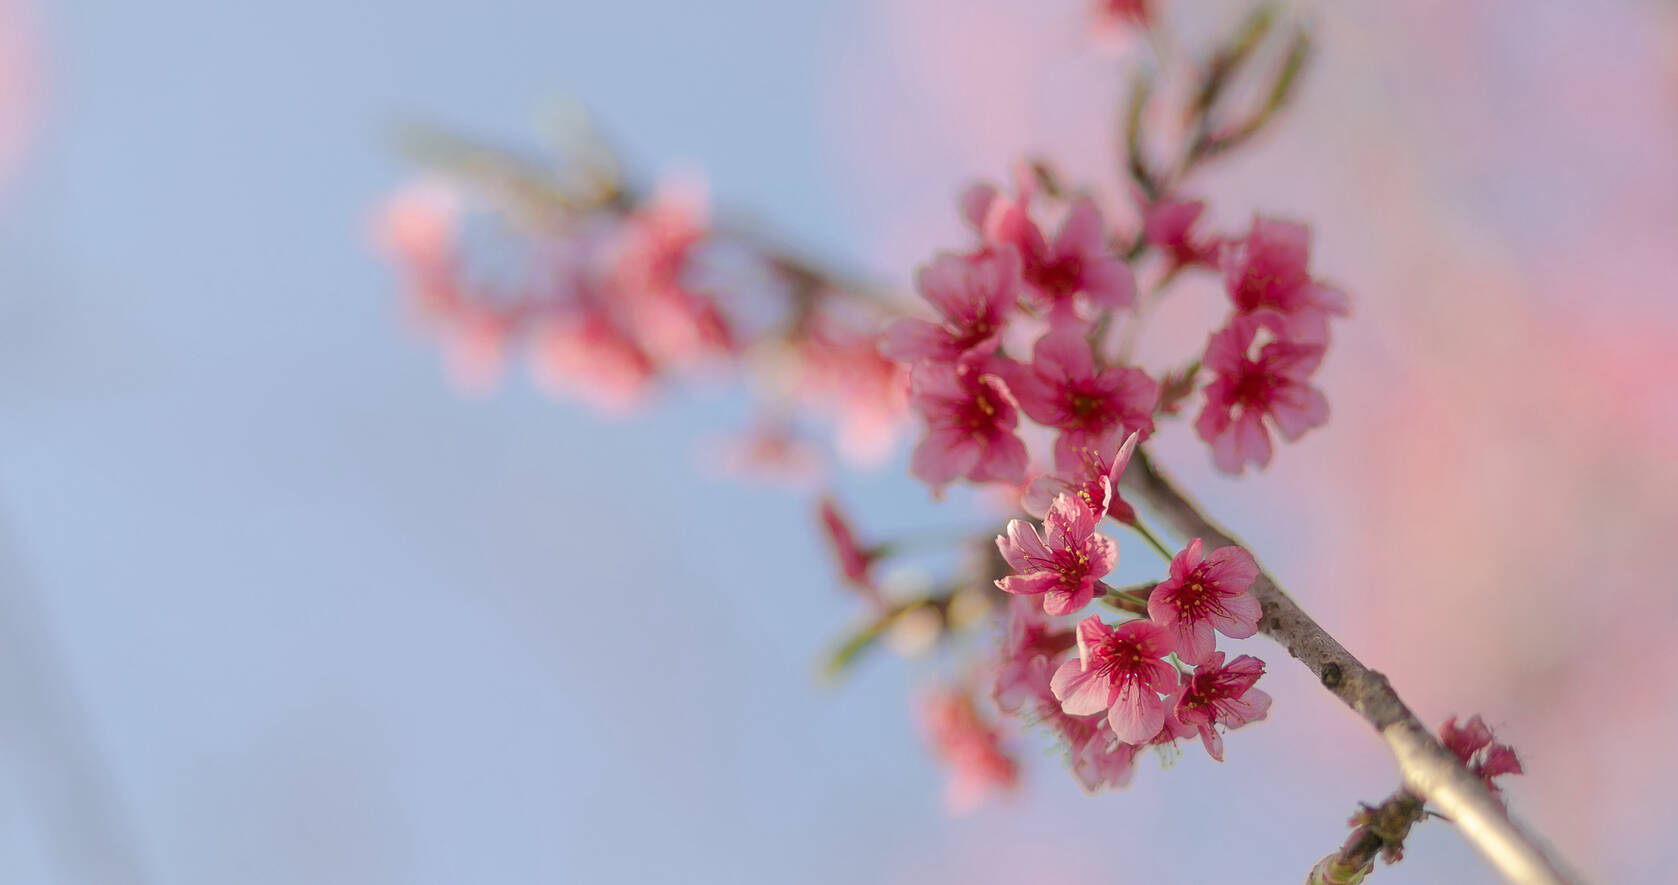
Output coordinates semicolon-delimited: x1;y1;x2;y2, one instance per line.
1122;447;1581;885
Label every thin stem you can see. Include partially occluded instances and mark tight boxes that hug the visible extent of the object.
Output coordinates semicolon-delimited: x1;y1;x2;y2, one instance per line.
1122;446;1582;885
1125;517;1176;562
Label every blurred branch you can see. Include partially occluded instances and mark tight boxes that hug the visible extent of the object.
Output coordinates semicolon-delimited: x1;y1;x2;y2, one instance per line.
1122;448;1581;885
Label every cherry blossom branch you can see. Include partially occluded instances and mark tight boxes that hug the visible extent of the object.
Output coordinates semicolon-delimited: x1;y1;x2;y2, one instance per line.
1120;447;1580;885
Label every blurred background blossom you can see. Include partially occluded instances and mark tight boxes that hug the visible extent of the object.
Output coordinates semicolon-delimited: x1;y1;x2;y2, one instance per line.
1;0;1674;883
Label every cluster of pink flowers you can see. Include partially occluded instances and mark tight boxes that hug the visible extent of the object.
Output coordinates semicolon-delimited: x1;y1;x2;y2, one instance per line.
862;165;1351;798
374;176;906;468
998;493;1271;781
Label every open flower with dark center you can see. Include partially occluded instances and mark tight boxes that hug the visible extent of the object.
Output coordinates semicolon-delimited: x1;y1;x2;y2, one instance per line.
1174;652;1271;762
1013;325;1158;468
883;246;1022;364
1147;537;1262;664
907;352;1029;493
996;493;1117;616
1051;616;1177;743
1194;314;1328;475
1223;215;1349;346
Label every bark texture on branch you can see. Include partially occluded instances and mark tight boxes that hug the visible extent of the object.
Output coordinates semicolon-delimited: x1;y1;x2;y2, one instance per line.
1123;448;1581;885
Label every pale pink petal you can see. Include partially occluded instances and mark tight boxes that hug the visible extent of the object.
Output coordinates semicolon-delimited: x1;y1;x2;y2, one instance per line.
1235;408;1273;469
911;431;980;488
1052;659;1113;716
1201;545;1259;590
1269;384;1330;441
1175;620;1217;665
1107;682;1164;743
1031;325;1096;386
1210;591;1262;639
959;183;998;232
1082;257;1137;309
1054;197;1105;257
997;570;1064;598
880;318;950;363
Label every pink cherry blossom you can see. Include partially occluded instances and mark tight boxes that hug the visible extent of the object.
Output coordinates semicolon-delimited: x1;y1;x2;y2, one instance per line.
995;493;1117;616
986;195;1136;316
919;686;1019;813
1223;216;1349;346
907;353;1029;492
1194;314;1329;475
1440;715;1524;797
1050;616;1177;743
1174;652;1272;762
1022;430;1140;526
1012;325;1158;468
1147;537;1262;664
992;596;1076;715
1142;197;1218;272
882;247;1022;363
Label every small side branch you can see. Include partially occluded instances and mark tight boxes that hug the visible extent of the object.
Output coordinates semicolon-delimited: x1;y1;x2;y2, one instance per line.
1122;448;1580;885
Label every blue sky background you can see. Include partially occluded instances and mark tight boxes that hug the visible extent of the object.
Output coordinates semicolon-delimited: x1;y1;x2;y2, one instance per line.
0;1;1615;882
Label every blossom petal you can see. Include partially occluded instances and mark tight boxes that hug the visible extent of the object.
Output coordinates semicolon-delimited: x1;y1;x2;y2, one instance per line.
1051;658;1113;716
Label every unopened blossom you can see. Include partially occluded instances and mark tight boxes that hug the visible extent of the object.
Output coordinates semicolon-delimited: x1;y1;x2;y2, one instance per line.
908;353;1029;492
919;686;1019;813
1223;216;1349;345
986;195;1137;316
1051;616;1177;743
817;496;886;608
1022;430;1139;525
1143;197;1219;272
992;596;1077;714
882;247;1022;364
1147;537;1262;664
1194;314;1329;475
1174;652;1270;761
996;493;1117;616
1013;325;1158;468
1440;715;1524;797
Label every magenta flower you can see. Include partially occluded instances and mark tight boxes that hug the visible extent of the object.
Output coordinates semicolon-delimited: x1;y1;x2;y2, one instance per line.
1055;702;1139;793
1013;325;1158;468
1050;616;1177;743
1223;216;1349;345
1440;715;1524;798
1022;430;1140;526
1147;537;1262;664
988;195;1136;315
1194;314;1329;475
1174;652;1272;762
1142;197;1219;272
882;247;1022;364
995;493;1117;616
908;353;1029;492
